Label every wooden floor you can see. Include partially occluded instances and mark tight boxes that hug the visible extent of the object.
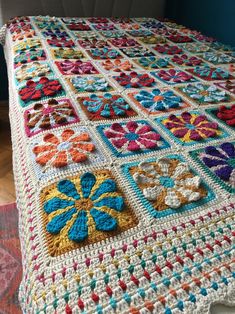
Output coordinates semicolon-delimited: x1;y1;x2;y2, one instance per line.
0;101;16;204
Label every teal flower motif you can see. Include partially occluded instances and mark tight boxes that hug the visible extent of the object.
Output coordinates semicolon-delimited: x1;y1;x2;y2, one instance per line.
192;66;230;80
137;56;170;69
135;89;182;111
202;52;234;65
83;93;130;117
44;172;125;242
89;48;120;59
71;76;111;93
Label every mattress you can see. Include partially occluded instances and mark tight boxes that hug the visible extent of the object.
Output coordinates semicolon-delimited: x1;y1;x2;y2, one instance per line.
1;15;235;314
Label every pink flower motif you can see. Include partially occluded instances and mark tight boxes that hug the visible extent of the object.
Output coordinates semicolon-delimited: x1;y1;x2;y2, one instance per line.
171;54;204;66
156;69;194;83
104;121;161;151
164;112;219;141
55;60;99;75
110;38;139;47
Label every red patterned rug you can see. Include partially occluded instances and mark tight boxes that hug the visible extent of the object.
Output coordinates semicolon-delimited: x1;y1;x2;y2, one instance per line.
0;203;22;314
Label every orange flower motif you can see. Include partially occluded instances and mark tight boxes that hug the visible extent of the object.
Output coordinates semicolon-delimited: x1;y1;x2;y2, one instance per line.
102;59;133;72
33;129;95;168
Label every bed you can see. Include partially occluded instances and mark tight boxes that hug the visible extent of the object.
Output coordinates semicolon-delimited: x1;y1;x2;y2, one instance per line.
1;8;235;314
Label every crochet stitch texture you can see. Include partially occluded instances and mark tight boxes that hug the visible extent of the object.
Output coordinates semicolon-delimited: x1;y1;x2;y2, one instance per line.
3;15;235;314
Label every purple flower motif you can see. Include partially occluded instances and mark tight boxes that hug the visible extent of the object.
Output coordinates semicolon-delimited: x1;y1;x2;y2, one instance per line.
200;142;235;186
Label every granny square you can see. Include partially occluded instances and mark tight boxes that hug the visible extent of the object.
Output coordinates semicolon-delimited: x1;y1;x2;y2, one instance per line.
200;52;235;65
24;98;80;137
127;87;191;115
152;43;183;55
40;169;138;256
97;58;138;74
215;80;235;95
67;75;114;94
14;49;47;68
31;126;107;179
205;105;235;129
189;142;235;193
169;54;205;67
86;48;122;60
96;120;170;157
77;39;110;49
122;154;214;218
119;46;155;58
113;71;156;89
18;76;65;107
47;38;75;48
51;48;85;59
176;83;233;105
186;66;233;81
55;60;99;75
151;69;197;85
15;61;53;84
133;56;173;70
77;93;137;121
14;39;42;53
156;111;229;146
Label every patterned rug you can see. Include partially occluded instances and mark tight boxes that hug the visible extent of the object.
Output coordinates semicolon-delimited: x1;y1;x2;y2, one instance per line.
0;203;22;314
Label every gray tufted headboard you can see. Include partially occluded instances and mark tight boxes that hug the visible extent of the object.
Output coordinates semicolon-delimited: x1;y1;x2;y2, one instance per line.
0;0;166;25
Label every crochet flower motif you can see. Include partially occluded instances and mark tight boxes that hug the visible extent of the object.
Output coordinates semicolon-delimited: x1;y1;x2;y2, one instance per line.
188;66;231;81
10;22;32;34
52;48;84;59
78;39;109;49
70;76;111;93
193;34;215;42
153;44;182;55
132;158;205;210
101;59;134;72
47;38;75;47
104;121;161;152
35;21;63;30
153;69;195;84
182;43;210;54
167;34;193;43
19;77;63;104
109;38;139;47
114;72;155;89
43;171;128;244
73;31;100;41
15;62;52;82
202;52;234;65
88;48;121;60
79;93;136;120
12;30;36;41
120;47;154;58
180;83;229;104
200;143;235;186
119;23;140;30
88;17;109;23
42;29;69;38
14;49;46;68
215;80;235;95
171;54;204;67
14;39;42;53
25;99;79;135
33;129;95;168
163;112;220;142
127;30;152;37
93;23;116;31
136;56;171;69
134;89;183;112
139;36;166;45
67;23;91;31
216;105;235;127
55;60;99;75
210;42;234;52
100;31;126;38
141;21;164;29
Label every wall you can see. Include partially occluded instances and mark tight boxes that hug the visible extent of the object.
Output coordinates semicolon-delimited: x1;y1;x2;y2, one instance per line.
165;0;235;46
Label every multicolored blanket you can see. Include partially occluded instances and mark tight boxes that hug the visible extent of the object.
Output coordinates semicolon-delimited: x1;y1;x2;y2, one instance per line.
2;15;235;313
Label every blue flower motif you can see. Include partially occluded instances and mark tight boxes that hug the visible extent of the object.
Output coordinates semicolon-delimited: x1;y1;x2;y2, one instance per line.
44;172;125;242
135;89;182;111
89;48;120;59
71;76;110;92
83;93;130;117
137;56;170;69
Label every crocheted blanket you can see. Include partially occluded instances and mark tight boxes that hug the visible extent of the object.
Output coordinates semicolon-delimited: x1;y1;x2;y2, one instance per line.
2;15;235;314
